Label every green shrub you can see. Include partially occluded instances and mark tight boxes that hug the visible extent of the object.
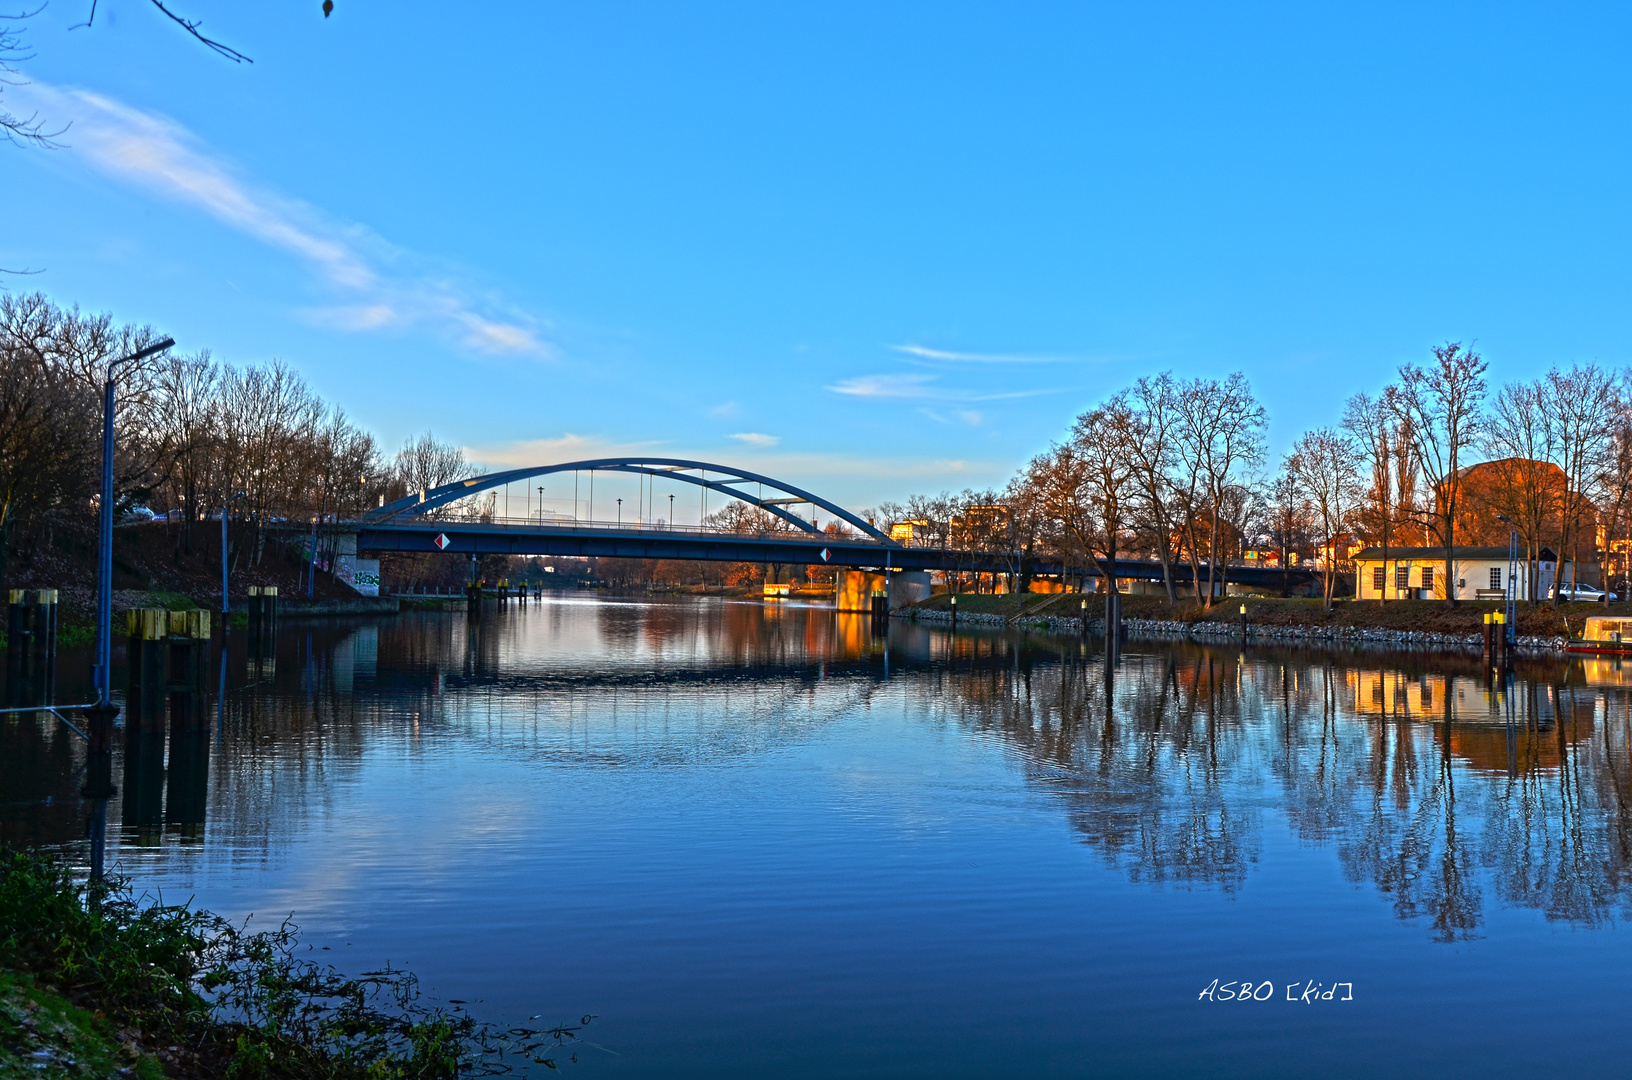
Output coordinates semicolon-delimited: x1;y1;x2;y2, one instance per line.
0;851;589;1077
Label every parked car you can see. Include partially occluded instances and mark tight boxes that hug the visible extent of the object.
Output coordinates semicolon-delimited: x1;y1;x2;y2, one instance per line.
1552;583;1619;602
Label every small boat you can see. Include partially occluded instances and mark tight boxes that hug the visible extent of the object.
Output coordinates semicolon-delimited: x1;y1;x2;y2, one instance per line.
1567;616;1632;654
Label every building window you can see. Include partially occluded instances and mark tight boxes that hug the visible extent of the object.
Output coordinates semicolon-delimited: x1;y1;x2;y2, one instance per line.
1422;566;1434;592
1372;566;1385;592
1396;565;1410;591
1489;567;1502;591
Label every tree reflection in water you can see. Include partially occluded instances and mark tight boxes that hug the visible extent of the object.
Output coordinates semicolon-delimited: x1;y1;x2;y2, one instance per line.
9;600;1632;942
926;635;1632;937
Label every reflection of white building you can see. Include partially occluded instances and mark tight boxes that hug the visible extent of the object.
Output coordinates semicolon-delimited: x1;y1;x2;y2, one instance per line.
1352;545;1562;601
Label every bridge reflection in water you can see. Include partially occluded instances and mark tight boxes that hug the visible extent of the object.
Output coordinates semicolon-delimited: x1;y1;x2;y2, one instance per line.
0;597;1624;942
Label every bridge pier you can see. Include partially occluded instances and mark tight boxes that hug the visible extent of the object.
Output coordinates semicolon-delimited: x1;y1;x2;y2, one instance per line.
837;570;930;613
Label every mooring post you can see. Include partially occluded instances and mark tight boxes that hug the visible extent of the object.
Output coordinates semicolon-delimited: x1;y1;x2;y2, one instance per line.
949;593;957;629
1081;598;1089;636
125;608;168;729
1239;602;1247;643
6;589;30;691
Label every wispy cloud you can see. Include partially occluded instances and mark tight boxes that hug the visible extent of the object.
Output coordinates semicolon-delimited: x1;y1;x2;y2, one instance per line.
828;374;939;399
827;373;1049;402
891;343;1064;364
707;401;741;418
464;433;665;469
13;81;546;356
729;432;780;447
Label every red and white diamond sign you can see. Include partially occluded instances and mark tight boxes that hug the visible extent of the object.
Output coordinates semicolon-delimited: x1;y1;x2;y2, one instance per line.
821;547;831;562
434;533;452;551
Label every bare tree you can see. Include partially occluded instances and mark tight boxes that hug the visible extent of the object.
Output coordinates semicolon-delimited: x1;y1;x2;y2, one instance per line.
1127;373;1183;602
1390;342;1487;608
1595;381;1632;604
0;307;97;579
393;430;474;515
153;350;217;552
1343;389;1415;602
1288;428;1361;608
1021;445;1091;594
1000;473;1046;592
1482;378;1557;602
1176;373;1267;607
1265;462;1313;596
1070;393;1138;595
1543;363;1618;602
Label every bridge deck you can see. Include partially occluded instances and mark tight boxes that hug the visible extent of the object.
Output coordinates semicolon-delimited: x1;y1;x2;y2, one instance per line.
354;518;1314;588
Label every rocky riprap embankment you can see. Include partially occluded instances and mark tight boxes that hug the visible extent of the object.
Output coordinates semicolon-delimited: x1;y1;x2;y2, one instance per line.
904;608;1009;628
899;607;1570;654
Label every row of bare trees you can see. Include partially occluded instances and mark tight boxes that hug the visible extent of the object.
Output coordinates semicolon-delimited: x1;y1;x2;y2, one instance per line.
880;342;1632;611
0;293;473;583
1299;346;1632;607
878;373;1270;607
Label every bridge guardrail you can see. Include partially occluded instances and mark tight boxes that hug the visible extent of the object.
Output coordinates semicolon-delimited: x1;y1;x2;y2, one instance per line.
371;513;883;545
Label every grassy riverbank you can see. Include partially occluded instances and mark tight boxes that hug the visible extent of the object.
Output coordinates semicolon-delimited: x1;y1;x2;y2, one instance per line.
0;851;585;1079
907;593;1617;639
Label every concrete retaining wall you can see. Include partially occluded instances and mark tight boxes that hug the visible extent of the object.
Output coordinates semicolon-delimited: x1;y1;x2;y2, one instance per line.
276;597;401;617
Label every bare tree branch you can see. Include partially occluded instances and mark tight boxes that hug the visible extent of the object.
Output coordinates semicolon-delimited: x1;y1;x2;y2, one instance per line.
1;6;67;147
146;1;253;64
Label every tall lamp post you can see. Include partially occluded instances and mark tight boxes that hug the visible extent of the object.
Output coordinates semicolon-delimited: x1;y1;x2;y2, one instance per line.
221;491;247;614
84;336;172;881
538;486;545;525
93;337;174;707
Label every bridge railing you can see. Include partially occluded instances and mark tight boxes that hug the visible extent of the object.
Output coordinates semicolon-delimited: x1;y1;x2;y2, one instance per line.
374;513;886;545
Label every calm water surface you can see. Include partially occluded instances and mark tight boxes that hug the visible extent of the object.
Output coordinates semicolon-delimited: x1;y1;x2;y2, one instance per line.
5;596;1632;1077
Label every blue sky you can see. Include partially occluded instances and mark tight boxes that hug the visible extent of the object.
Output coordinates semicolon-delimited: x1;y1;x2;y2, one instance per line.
6;2;1632;520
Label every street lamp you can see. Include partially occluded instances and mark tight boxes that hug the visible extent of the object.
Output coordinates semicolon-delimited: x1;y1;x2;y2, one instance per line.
669;493;675;530
222;491;247;614
93;337;174;707
538;486;545;525
617;497;622;527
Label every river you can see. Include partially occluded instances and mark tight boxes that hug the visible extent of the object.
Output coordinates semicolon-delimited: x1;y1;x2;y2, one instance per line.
5;595;1632;1077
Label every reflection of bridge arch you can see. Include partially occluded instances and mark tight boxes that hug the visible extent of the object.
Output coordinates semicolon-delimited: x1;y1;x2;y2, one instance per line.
366;457;895;544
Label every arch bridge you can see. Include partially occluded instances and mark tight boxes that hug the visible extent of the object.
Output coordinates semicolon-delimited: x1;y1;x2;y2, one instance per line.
354;456;1314;587
359;456;930;568
369;457;889;540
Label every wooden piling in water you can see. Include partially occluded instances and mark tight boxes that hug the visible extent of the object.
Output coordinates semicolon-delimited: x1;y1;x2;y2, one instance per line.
125;607;169;727
6;589;59;705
